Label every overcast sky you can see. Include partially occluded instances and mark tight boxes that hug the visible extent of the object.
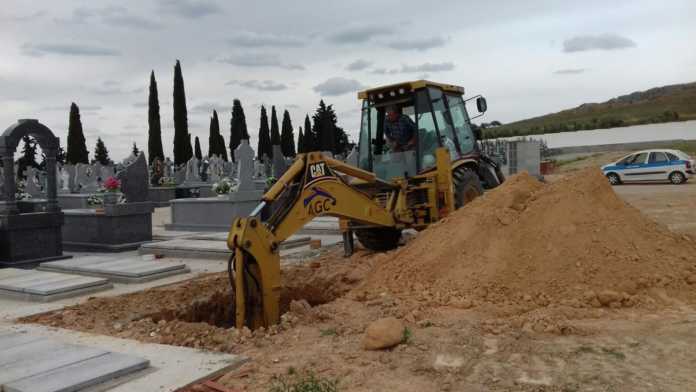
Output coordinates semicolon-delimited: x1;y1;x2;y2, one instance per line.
1;0;695;160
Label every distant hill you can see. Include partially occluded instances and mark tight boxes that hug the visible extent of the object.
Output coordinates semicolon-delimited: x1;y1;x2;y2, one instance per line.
483;81;696;139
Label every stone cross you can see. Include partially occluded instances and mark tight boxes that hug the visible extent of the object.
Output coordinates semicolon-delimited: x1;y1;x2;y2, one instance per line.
235;139;256;192
185;158;201;183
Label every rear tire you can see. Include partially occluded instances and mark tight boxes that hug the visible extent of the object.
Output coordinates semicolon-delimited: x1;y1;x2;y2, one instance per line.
669;171;686;184
354;227;402;251
453;167;484;209
606;173;621;186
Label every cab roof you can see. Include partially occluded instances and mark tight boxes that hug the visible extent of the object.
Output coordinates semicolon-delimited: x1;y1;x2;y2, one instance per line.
357;80;465;100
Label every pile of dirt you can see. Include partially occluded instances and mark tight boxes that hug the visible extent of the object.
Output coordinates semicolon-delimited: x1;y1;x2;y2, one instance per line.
360;169;696;319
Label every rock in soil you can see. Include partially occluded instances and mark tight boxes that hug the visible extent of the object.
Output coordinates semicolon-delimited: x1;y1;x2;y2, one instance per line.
362;317;405;350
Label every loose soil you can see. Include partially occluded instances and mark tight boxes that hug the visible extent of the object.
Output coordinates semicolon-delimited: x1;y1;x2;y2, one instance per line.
22;169;696;391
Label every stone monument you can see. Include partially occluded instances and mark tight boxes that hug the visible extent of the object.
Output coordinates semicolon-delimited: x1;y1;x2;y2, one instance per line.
0;119;69;267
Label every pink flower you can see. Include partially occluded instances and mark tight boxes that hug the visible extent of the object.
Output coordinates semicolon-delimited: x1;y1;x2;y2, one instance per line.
103;176;121;191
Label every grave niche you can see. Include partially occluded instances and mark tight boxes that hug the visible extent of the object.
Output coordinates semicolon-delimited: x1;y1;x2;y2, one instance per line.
0;119;70;268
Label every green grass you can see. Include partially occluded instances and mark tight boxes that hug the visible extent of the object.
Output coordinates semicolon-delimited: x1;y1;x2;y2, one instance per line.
319;328;337;337
269;372;339;392
403;327;412;344
574;345;626;360
484;81;696;138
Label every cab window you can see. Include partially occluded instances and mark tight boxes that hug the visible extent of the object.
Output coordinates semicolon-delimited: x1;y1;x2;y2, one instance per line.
428;87;460;161
629;153;648;164
445;94;476;155
648;152;668;164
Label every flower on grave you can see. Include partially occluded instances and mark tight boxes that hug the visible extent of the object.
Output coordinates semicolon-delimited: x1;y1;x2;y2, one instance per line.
265;176;277;189
158;177;177;187
87;194;104;206
14;180;32;200
212;177;234;195
103;176;121;192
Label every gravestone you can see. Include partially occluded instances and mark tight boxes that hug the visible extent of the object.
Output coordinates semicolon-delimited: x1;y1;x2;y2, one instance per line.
57;165;70;194
150;158;163;186
174;164;186;185
184;158;201;184
23;167;44;198
236;140;257;192
271;145;287;178
116;152;148;202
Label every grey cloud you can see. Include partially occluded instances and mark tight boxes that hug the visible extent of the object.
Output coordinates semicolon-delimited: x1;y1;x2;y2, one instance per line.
99;6;162;30
1;11;47;22
40;105;102;112
328;24;394;44
22;43;120;57
226;80;289;91
372;68;399;75
563;33;636;53
219;53;304;70
284;104;300;109
133;102;148;108
158;0;222;18
553;68;586;75
191;102;225;113
313;77;366;96
386;36;448;51
400;62;454;73
56;6;161;29
228;31;305;48
346;59;372;71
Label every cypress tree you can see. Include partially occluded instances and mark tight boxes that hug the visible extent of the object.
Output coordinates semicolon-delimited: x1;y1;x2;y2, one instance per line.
173;60;189;165
280;110;296;157
303;114;314;152
312;100;336;153
229;99;248;162
297;127;304;154
94;137;110;165
270;106;281;147
66;102;89;164
17;135;38;179
185;134;193;161
257;105;272;161
216;133;228;161
147;70;164;164
132;142;140;156
194;136;202;160
208;110;220;157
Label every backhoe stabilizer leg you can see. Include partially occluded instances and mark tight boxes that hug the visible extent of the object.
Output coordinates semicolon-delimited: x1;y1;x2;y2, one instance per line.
227;217;281;329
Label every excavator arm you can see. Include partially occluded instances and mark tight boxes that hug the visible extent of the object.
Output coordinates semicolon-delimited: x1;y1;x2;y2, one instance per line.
226;152;406;329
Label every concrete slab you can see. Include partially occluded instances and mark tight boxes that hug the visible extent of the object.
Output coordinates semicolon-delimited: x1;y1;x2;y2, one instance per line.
38;256;190;284
139;238;319;260
0;325;246;392
0;331;149;392
0;269;112;302
4;352;149;392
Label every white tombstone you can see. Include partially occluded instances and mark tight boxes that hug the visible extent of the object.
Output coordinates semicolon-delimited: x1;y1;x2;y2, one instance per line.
58;165;70;193
271;145;287;178
235;140;257;193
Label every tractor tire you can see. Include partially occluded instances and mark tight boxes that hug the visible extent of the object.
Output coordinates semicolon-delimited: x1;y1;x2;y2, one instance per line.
355;227;402;251
453;167;484;209
478;162;501;189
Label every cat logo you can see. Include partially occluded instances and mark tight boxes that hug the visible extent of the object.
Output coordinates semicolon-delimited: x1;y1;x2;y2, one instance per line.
309;162;328;179
303;186;337;215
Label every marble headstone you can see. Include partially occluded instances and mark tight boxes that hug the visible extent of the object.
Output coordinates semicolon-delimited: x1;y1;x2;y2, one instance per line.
271;145;287;178
23;167;44;197
235;140;256;192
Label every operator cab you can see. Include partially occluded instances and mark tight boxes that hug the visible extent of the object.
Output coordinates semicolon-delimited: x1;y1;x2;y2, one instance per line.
357;80;487;180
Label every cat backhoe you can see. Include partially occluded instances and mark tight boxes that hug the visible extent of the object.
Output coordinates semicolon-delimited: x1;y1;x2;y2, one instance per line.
227;80;505;329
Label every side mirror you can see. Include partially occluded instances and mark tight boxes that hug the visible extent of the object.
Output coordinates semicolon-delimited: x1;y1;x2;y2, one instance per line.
476;97;488;113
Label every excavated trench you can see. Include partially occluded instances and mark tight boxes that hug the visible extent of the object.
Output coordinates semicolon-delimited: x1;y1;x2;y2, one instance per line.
141;281;342;329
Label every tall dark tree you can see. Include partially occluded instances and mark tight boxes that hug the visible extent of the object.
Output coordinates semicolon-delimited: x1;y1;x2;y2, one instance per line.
257;105;272;161
16;135;38;179
147;70;164;164
194;136;202;160
173;60;190;165
303;114;314;152
311;101;349;155
93;138;110;165
132;142;140;156
297;127;304;154
185;134;193;161
66;102;89;164
229;99;248;162
208;110;221;157
270;106;281;147
280;110;296;157
216;133;228;161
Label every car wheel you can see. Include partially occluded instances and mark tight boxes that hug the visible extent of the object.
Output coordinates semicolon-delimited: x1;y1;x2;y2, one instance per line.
606;173;621;185
669;171;686;184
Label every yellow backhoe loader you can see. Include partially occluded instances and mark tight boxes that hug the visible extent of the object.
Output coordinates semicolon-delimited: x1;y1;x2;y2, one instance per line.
227;80;505;329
